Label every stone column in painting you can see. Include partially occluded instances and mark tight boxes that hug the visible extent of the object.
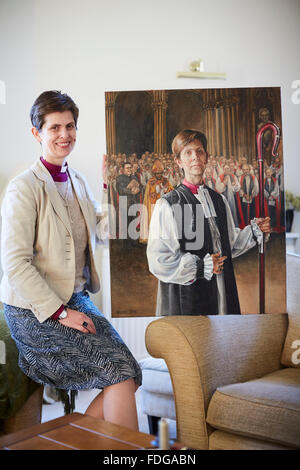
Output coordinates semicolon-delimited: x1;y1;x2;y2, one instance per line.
217;90;240;159
203;89;216;156
105;92;118;156
152;90;168;154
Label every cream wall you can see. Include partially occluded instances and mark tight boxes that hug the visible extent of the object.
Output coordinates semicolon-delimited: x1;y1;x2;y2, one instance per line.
1;0;300;322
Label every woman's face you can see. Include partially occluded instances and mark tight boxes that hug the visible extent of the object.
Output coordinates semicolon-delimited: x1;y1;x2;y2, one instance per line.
176;139;207;182
33;110;76;166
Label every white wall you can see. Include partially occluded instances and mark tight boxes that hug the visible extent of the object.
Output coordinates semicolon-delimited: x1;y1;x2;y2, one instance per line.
1;0;300;354
1;0;300;193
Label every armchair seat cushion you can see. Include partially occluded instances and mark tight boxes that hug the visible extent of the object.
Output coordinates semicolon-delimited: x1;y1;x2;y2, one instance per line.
207;368;300;449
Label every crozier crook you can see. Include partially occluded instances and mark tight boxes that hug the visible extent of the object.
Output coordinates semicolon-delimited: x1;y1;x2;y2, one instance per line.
256;122;281;314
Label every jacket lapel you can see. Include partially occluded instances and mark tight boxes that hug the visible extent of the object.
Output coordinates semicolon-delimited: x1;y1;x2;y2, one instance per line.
68;168;91;233
31;159;72;234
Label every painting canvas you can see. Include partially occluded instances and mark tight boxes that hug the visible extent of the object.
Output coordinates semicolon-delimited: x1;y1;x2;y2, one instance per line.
105;87;286;317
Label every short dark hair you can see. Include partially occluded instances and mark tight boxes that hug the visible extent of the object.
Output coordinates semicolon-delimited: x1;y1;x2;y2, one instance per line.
172;129;208;159
30;90;79;131
122;161;132;168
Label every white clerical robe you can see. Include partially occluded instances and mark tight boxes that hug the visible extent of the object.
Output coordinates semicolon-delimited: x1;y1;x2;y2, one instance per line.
147;186;263;315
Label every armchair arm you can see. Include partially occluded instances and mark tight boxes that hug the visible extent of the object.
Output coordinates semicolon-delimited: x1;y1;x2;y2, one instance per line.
145;314;288;449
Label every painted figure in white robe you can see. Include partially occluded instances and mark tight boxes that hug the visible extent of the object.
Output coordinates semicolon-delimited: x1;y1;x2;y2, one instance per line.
216;164;240;227
270;155;285;230
147;129;271;316
238;164;259;227
203;167;217;191
264;167;280;231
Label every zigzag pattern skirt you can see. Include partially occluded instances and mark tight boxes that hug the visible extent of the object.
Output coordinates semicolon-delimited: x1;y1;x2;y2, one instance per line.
3;291;142;390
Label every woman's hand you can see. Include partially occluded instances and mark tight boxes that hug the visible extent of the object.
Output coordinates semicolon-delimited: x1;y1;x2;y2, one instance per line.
255;216;271;234
211;253;227;275
58;308;96;334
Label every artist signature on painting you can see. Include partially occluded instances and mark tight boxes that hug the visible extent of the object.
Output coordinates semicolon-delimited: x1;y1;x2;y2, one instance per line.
116;309;137;315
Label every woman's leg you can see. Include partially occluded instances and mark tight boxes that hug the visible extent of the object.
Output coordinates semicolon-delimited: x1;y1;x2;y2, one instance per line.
85;390;104;420
72;294;141;429
103;378;139;431
85;379;139;431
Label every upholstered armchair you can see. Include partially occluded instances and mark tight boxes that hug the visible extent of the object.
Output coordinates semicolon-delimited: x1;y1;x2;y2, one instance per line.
144;313;300;450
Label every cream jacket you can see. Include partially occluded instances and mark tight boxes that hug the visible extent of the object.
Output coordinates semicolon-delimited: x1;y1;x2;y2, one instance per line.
0;159;105;322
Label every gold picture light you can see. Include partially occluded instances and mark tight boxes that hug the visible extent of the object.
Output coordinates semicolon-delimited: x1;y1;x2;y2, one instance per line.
177;59;226;79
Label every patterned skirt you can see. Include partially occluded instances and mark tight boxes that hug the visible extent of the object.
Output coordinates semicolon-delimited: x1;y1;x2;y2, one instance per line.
3;291;142;391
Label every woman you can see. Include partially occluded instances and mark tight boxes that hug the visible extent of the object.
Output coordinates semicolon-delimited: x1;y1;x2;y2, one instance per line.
0;90;142;430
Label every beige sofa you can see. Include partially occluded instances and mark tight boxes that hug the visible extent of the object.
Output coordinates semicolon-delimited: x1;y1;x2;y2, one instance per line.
145;312;300;450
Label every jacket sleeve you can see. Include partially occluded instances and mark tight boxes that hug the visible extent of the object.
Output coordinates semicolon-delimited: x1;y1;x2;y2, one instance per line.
1;180;64;322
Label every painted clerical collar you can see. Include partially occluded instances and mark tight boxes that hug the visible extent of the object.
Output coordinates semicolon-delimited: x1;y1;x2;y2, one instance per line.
40;157;68;182
182;178;204;194
182;178;216;218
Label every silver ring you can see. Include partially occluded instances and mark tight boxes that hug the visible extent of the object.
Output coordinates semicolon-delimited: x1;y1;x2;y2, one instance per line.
82;321;88;328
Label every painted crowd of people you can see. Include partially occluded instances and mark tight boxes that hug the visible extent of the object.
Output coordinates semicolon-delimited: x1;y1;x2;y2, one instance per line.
107;149;285;238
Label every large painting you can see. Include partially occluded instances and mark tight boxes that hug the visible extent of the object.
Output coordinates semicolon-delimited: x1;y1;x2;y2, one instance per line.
105;87;286;317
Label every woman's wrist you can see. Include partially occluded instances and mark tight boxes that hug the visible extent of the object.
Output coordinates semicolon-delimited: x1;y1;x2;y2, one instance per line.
51;304;65;320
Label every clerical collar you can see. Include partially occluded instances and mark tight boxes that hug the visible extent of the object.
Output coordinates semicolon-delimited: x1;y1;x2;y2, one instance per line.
40;157;68;182
182;178;204;194
182;178;216;218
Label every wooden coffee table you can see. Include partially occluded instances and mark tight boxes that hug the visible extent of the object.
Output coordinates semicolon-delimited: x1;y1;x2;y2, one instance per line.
0;412;157;450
